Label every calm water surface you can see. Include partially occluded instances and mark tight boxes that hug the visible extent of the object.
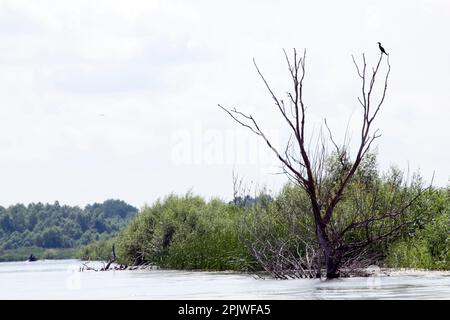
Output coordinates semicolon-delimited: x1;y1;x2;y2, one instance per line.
0;259;449;299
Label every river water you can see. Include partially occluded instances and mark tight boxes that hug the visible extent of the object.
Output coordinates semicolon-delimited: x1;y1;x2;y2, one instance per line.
0;259;449;299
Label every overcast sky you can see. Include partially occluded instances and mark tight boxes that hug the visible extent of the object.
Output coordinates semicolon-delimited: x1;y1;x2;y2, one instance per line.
0;0;448;208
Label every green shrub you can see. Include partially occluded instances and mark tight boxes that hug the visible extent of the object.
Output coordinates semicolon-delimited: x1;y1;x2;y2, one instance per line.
115;194;255;271
77;238;116;261
386;240;434;269
385;188;449;270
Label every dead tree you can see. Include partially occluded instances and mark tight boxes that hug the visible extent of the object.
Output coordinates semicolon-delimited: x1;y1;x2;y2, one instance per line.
218;48;418;278
81;244;119;272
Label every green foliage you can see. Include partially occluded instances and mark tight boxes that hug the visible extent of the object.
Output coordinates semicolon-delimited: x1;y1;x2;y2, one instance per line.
115;194;255;271
87;171;448;272
0;200;137;256
386;240;434;269
386;188;449;270
77;238;117;261
315;153;437;264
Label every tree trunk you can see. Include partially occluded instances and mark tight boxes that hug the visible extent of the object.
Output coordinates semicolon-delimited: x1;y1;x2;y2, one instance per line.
325;254;340;279
315;222;340;279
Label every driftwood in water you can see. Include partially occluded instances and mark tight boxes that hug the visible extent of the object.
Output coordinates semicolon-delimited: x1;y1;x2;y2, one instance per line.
80;244;118;272
80;262;98;272
80;244;160;272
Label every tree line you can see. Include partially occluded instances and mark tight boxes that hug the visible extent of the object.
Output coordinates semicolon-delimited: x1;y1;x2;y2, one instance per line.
0;199;137;251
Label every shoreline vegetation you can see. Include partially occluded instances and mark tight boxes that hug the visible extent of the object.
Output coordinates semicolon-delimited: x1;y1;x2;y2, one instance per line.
76;159;448;278
1;156;448;277
0;200;137;262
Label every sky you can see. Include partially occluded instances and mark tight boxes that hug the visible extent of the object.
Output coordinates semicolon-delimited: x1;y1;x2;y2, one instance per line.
0;0;448;208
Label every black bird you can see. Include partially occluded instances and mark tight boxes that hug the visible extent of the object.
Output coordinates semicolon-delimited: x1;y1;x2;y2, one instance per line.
377;42;388;55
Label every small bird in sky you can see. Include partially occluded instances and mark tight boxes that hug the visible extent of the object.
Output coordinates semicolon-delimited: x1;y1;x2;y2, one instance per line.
377;42;388;55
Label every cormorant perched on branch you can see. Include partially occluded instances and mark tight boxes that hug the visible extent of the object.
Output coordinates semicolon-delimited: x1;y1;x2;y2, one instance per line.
377;42;388;55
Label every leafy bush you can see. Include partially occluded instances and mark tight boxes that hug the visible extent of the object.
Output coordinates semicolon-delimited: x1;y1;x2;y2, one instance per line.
386;189;449;270
78;238;117;261
115;194;255;271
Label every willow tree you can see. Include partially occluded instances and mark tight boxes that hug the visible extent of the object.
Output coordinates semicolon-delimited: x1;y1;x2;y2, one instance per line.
219;48;409;278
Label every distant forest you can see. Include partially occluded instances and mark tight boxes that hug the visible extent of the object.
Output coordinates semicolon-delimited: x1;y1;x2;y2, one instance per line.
0;200;137;250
